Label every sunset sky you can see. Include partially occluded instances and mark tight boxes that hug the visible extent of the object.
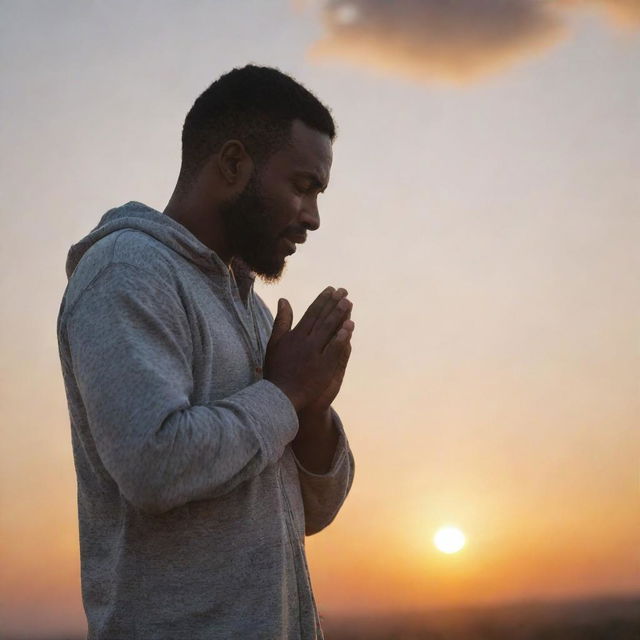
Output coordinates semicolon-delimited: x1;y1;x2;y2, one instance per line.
1;1;638;636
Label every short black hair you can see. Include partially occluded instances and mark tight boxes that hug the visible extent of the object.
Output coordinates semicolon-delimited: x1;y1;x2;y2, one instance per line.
177;64;336;191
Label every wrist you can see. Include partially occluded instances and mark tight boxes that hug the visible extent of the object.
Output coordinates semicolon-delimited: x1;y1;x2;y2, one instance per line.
298;403;331;419
295;405;333;442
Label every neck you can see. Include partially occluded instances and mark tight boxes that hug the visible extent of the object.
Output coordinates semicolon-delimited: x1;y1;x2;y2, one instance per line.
163;189;233;266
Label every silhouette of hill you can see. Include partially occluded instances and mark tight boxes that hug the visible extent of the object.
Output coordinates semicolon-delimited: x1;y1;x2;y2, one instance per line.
320;593;640;639
3;593;638;639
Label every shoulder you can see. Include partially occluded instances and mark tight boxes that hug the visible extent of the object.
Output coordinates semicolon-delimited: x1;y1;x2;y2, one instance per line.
67;261;184;323
63;232;185;323
109;230;179;281
71;229;178;286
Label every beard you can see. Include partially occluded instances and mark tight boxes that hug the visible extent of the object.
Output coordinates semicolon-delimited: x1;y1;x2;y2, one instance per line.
219;170;287;284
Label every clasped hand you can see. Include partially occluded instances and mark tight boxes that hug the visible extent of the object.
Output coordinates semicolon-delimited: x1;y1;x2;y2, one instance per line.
263;286;355;413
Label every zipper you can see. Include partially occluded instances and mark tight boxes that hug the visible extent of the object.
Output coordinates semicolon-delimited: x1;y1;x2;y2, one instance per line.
248;292;264;354
276;466;305;635
226;268;264;377
278;462;324;639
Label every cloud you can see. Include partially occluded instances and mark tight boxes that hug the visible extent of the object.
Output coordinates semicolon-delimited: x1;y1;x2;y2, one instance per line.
577;0;640;26
307;0;568;84
303;0;639;85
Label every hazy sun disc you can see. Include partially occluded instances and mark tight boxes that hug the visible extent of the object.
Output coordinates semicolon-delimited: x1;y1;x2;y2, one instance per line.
433;526;466;553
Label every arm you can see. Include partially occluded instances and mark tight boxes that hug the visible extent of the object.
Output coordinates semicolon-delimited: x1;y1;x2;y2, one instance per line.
65;262;299;515
290;406;355;536
254;291;356;535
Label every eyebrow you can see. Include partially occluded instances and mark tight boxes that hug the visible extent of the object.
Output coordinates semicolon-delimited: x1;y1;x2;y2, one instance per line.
294;171;327;192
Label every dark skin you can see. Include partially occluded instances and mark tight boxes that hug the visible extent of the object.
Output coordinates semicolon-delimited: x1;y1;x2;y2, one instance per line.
164;119;354;473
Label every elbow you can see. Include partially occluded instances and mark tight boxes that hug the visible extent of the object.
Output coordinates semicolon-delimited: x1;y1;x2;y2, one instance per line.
305;523;326;537
107;434;189;516
128;493;173;516
304;509;339;537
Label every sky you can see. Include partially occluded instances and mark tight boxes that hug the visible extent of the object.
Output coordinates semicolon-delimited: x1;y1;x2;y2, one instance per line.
1;0;638;636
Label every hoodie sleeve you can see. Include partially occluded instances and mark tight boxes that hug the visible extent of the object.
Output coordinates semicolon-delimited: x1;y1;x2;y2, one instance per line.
291;407;355;536
64;261;299;515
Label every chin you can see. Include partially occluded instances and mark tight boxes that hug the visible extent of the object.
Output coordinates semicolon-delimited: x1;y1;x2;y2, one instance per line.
246;253;287;284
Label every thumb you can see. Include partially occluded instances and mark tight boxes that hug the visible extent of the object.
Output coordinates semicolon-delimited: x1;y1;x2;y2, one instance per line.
269;298;293;345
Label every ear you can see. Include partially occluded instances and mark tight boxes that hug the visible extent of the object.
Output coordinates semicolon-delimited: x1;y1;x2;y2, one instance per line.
216;139;254;189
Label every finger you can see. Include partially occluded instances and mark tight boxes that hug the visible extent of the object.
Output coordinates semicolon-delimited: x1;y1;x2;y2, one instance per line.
295;286;335;335
339;320;354;346
315;296;352;350
324;326;353;360
312;287;348;335
273;298;293;335
342;319;355;333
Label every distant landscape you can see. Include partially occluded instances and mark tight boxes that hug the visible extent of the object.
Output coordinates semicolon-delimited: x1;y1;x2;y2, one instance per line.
320;594;640;640
4;594;638;639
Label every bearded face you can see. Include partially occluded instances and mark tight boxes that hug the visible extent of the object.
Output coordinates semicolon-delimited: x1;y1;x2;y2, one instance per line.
219;121;333;284
219;168;288;283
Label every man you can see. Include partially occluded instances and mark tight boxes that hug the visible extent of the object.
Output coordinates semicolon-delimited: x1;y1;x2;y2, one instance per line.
56;64;355;639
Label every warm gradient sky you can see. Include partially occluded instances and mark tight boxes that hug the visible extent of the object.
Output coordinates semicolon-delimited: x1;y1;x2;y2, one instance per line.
1;0;639;636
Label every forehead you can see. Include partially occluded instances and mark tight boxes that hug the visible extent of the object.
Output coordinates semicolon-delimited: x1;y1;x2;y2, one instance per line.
263;119;333;185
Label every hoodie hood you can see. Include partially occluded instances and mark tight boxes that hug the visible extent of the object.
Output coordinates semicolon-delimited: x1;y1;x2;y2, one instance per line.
65;201;256;289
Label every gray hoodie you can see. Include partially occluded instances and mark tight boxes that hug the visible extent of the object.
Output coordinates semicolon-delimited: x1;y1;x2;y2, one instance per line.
55;201;355;639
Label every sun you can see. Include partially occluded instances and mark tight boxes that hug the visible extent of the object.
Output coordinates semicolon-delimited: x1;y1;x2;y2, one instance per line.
433;526;466;554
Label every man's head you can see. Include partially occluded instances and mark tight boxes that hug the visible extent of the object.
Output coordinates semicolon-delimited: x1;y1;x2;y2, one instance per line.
173;65;336;283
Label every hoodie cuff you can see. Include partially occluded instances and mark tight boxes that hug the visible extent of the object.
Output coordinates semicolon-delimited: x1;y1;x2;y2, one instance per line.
292;408;348;478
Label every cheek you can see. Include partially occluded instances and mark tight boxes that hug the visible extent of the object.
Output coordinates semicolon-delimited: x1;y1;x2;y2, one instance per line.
275;195;302;232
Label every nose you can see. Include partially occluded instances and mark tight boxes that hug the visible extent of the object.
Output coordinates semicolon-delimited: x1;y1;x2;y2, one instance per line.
300;198;320;232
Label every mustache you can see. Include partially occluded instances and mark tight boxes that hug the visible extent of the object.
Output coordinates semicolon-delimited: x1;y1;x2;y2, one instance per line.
281;228;308;242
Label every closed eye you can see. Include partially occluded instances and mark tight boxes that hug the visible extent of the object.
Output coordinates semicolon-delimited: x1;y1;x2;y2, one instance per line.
294;182;319;196
293;173;327;195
